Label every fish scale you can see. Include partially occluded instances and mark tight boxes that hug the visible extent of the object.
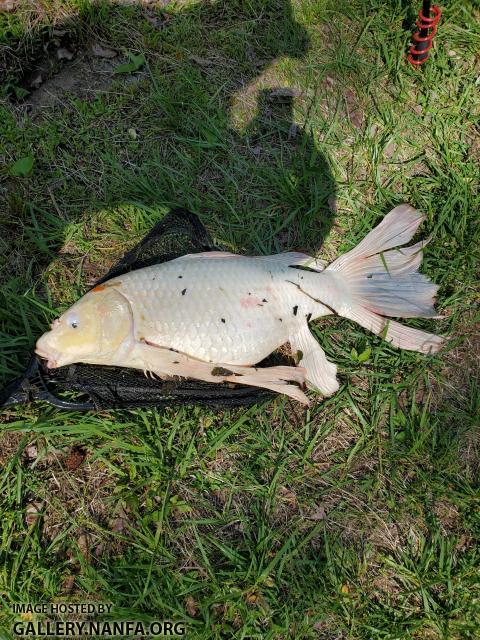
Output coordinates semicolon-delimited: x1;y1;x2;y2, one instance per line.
115;254;322;365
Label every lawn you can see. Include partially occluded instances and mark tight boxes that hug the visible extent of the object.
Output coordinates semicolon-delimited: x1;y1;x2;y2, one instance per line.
0;0;479;638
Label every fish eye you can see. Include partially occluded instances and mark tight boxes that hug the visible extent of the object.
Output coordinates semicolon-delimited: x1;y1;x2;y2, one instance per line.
66;314;79;329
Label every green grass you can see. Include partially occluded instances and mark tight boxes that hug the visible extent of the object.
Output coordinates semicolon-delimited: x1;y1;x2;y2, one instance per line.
1;0;479;638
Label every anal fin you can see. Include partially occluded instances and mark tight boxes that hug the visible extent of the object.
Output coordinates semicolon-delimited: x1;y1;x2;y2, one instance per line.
290;325;339;396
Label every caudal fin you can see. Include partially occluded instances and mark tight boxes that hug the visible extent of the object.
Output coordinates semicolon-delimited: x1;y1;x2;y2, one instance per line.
325;204;444;354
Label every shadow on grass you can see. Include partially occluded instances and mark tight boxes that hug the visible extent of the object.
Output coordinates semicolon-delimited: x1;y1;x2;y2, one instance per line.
1;0;337;383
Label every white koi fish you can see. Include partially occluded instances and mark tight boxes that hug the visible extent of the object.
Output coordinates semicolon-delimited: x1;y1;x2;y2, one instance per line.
36;205;444;405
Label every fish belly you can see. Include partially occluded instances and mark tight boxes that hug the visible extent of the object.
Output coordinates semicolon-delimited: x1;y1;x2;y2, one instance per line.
115;256;305;365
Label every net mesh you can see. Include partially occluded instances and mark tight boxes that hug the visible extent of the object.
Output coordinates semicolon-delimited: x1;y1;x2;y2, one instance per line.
2;209;290;410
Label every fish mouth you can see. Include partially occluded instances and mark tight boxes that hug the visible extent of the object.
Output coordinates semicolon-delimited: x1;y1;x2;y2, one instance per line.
35;346;58;369
35;334;61;369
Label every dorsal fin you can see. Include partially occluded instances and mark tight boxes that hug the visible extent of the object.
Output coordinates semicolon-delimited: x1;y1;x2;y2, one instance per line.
257;253;325;271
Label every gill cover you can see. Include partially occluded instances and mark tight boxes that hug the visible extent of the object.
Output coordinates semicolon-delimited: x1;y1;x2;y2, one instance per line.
36;286;133;367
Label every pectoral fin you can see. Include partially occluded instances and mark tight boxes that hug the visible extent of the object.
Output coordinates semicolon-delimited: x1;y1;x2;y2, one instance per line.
289;325;339;396
128;341;309;404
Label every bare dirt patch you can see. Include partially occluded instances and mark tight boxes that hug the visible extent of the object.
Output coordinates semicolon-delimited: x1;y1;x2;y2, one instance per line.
0;430;25;466
24;51;119;112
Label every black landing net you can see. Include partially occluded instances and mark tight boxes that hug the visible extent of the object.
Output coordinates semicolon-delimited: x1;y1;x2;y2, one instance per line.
1;209;290;411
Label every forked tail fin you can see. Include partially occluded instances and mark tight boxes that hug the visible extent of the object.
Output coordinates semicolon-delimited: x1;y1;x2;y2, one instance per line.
324;204;444;353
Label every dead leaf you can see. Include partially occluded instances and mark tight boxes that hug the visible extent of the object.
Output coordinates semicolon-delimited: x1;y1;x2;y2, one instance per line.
255;594;271;613
244;45;267;68
20;612;33;622
185;595;198;617
58;241;77;255
29;70;44;89
90;42;117;59
25;501;43;527
61;574;75;594
77;533;90;559
232;612;242;628
111;517;127;533
0;0;17;11
24;444;38;461
270;87;300;100
199;415;213;431
145;10;170;28
279;486;297;505
384;142;396;159
81;256;106;282
344;89;364;129
288;122;298;139
276;229;290;246
313;620;326;631
57;47;74;61
63;446;86;471
189;55;213;67
245;43;257;63
328;194;337;214
309;505;326;521
351;108;364;128
344;89;356;107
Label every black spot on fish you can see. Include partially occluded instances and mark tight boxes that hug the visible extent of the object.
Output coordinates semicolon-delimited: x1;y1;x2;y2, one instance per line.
257;304;264;307
366;274;373;279
306;312;312;322
278;318;283;322
173;361;179;364
181;288;187;295
211;366;234;377
262;298;268;303
221;318;226;323
248;292;251;295
293;305;298;316
178;275;183;279
289;264;321;273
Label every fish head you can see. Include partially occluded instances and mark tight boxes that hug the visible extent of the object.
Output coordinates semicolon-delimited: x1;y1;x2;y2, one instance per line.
35;286;133;368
